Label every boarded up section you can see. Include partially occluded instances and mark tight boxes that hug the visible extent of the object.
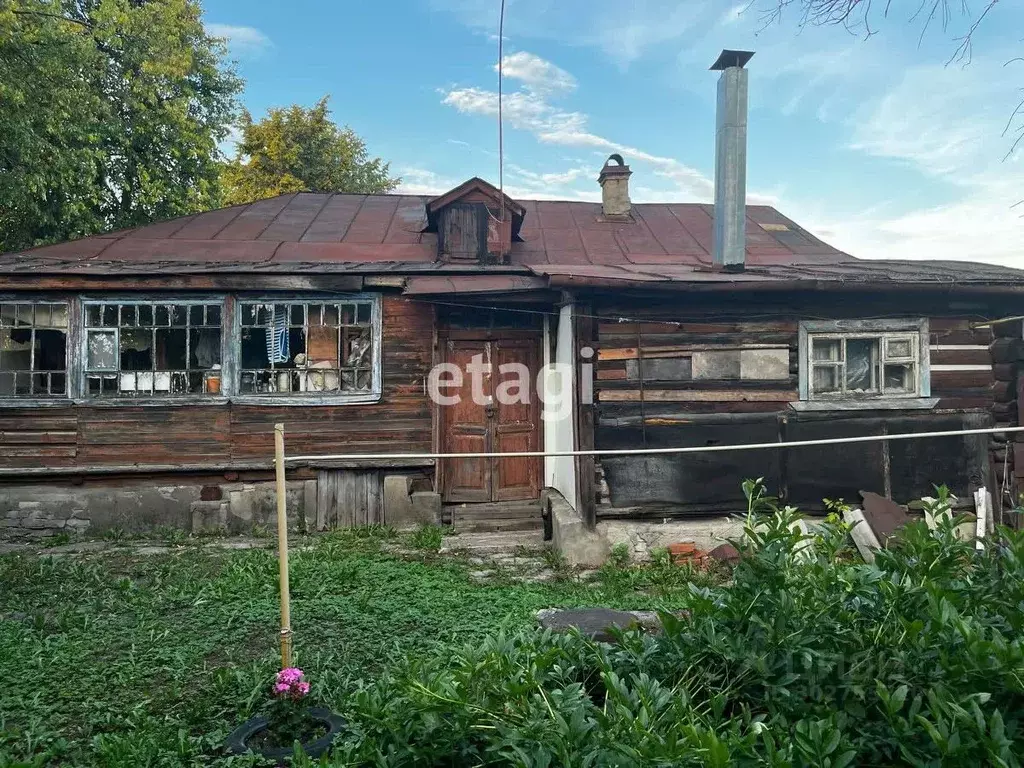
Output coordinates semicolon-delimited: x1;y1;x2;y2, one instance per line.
316;469;383;527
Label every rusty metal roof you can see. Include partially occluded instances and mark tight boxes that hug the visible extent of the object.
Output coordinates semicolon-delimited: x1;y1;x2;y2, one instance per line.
3;190;1024;289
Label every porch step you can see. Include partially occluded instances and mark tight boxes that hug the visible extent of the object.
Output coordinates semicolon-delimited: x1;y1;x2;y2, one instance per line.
446;500;543;534
439;530;546;555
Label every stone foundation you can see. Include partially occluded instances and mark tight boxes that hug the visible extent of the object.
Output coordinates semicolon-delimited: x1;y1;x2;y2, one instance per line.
0;473;441;541
549;489;743;566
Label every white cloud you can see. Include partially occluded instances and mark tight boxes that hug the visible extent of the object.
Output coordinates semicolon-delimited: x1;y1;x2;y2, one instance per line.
789;55;1024;265
396;168;461;196
499;52;576;93
441;63;724;201
206;23;271;57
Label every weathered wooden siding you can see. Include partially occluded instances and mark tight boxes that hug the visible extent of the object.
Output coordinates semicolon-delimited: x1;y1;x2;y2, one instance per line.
0;296;434;472
0;408;78;468
588;296;1003;517
316;469;383;527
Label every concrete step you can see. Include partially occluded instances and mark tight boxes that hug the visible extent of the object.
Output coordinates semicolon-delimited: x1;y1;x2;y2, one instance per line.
453;517;542;533
439;530;546;555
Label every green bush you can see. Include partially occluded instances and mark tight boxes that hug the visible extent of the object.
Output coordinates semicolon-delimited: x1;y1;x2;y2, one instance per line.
329;482;1024;766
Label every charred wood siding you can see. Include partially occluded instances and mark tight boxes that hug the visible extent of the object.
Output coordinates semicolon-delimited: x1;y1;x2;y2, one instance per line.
589;300;1000;517
0;297;433;473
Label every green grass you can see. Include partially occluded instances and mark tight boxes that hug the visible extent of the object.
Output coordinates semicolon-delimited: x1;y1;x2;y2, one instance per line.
0;529;698;766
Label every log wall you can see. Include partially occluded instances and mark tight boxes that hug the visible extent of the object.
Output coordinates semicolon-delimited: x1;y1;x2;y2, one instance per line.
585;293;1006;518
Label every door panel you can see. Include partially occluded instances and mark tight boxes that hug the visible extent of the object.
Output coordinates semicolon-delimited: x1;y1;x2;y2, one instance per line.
493;340;540;501
443;341;491;502
441;337;540;503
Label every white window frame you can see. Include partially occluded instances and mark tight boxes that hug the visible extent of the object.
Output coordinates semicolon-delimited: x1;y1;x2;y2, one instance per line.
79;297;228;404
795;319;936;411
230;294;383;406
0;299;72;404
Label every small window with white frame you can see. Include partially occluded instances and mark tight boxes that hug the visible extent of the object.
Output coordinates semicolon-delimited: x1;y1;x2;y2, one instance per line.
236;297;379;399
0;302;69;398
82;300;224;398
800;320;928;401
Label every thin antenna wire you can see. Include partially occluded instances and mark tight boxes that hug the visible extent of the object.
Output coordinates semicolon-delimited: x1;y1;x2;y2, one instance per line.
497;0;507;239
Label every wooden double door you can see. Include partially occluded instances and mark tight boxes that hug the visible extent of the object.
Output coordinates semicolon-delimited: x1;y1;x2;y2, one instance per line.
440;336;541;503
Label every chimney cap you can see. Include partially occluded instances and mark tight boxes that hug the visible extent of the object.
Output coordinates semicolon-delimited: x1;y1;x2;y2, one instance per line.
710;49;754;71
598;154;631;182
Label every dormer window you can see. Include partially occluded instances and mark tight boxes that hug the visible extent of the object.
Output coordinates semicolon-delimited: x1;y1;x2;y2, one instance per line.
425;178;525;264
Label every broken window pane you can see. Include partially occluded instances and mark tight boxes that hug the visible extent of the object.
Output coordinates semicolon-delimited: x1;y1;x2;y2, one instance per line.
155;328;187;370
190;328;221;369
34;330;66;371
845;338;879;393
0;302;70;398
83;301;223;398
237;298;379;397
120;328;153;371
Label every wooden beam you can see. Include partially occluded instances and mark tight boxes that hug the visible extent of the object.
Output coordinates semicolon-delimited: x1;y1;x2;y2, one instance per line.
599;389;797;403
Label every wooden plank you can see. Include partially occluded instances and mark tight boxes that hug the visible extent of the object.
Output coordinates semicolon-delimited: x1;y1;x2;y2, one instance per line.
843;508;879;563
598;343;788;361
931;370;995;390
340;471;356;527
316;471;329;531
599;389;797;402
930;348;992;366
368;471;383;525
973;487;990;550
2;446;77;458
0;431;77;444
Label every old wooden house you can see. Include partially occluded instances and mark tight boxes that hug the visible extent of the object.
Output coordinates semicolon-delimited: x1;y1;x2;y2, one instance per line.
2;51;1023;557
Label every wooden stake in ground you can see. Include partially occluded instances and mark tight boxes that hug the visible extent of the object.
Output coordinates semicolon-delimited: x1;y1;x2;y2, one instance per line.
274;423;293;668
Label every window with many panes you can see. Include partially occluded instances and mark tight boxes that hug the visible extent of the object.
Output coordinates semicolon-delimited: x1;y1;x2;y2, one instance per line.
82;300;223;398
800;320;927;401
237;298;377;397
0;302;69;398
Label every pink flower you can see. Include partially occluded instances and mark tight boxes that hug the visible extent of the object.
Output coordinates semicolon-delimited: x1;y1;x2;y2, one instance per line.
297;682;310;696
273;682;290;694
277;667;304;685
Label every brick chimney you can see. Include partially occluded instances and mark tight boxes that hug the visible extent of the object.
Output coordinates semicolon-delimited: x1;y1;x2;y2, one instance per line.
598;154;631;217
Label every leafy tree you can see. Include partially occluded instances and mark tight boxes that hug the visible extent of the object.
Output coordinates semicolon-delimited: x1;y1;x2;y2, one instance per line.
0;0;241;252
221;97;400;205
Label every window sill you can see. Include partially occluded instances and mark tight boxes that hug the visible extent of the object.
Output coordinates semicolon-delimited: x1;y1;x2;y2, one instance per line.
0;398;76;408
230;393;382;407
75;397;231;408
789;397;939;412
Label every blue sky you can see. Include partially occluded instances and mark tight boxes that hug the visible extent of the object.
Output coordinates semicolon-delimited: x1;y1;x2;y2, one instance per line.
202;0;1024;265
